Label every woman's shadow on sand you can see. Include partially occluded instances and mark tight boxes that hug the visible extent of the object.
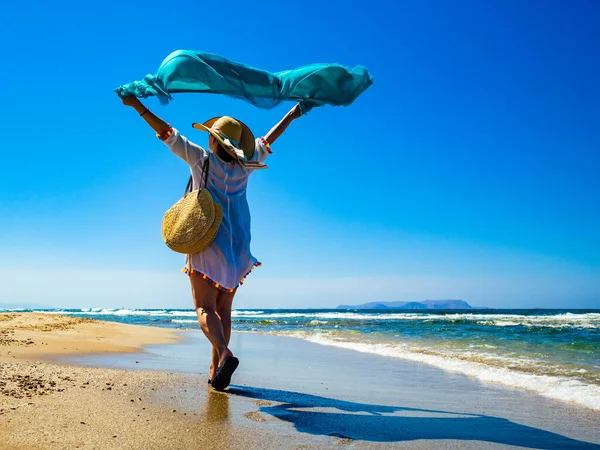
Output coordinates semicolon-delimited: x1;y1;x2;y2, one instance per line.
229;386;599;449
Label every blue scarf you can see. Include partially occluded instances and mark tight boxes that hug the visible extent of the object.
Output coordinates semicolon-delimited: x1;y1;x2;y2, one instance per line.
115;51;373;113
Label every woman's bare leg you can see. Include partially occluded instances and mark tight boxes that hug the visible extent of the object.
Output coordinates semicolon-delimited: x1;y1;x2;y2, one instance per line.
217;290;236;344
210;290;236;380
190;275;233;368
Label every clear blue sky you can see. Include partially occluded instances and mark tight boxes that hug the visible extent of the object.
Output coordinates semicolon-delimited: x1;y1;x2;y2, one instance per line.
1;0;598;309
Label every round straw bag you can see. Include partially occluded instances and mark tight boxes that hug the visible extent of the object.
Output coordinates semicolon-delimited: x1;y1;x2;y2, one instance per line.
161;160;222;254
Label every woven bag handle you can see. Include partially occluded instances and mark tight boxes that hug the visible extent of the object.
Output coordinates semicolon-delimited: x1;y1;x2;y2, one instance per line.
184;157;210;196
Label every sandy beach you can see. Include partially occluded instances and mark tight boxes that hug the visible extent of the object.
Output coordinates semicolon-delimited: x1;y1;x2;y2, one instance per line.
0;313;346;449
1;313;599;449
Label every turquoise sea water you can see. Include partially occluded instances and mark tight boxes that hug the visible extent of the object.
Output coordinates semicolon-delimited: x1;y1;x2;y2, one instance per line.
5;308;599;410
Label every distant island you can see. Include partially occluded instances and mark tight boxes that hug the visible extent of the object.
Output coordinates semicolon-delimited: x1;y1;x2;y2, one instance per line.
336;300;473;310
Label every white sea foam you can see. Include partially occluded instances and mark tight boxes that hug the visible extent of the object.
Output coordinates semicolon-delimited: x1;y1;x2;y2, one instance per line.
35;309;600;329
298;334;600;411
41;309;195;317
233;311;600;329
439;313;600;329
231;311;265;317
43;309;267;318
309;320;329;326
167;311;197;317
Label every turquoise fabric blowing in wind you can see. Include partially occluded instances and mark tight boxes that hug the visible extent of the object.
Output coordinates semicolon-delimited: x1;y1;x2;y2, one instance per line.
115;50;373;110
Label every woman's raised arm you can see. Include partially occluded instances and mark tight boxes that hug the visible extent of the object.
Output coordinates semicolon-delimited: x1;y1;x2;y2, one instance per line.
264;104;302;145
121;95;171;137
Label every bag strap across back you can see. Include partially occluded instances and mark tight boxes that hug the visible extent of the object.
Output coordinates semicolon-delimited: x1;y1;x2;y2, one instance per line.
184;157;210;196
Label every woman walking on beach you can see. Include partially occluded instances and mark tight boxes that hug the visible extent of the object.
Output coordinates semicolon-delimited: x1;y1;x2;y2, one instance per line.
121;96;302;390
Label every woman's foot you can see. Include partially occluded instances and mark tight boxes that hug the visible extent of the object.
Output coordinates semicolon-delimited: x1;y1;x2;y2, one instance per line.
211;356;239;391
208;347;231;384
218;349;234;369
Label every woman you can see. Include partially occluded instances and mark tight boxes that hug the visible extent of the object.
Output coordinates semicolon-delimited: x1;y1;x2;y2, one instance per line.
121;96;302;390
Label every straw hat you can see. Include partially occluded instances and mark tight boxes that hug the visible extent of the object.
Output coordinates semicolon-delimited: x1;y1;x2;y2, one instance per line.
193;116;256;161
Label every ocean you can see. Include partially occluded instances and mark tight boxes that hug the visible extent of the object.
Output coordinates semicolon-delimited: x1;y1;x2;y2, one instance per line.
5;308;599;410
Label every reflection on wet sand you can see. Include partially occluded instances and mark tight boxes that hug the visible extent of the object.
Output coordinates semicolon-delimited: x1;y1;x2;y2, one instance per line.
204;389;230;423
200;388;235;447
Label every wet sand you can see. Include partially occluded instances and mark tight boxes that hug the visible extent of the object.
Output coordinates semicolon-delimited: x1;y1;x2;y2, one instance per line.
2;313;600;449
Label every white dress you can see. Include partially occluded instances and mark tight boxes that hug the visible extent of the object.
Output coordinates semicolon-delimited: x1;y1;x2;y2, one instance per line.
162;128;271;290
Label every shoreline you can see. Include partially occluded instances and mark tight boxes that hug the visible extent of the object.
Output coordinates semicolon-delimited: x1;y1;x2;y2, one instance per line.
2;313;600;449
15;307;600;412
0;313;300;449
295;332;600;411
66;330;600;448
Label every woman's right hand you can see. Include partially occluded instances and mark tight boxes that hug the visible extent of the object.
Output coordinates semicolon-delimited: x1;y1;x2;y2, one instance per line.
120;95;141;108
